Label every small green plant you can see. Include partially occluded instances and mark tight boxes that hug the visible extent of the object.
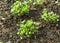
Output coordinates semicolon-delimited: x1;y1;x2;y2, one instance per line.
0;40;3;43
41;8;59;23
33;0;45;5
11;1;29;16
17;19;39;39
29;0;32;4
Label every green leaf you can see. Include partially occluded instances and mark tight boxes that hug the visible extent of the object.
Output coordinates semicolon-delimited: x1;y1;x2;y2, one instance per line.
29;0;32;3
34;22;39;26
17;32;19;34
26;19;33;27
20;24;25;28
29;32;31;34
20;37;23;39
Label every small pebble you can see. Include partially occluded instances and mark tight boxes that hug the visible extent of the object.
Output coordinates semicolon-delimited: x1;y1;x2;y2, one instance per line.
55;1;58;4
6;40;12;43
1;18;6;20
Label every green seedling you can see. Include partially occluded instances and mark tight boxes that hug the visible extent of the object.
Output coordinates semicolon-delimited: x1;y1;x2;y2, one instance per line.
29;0;32;4
17;19;39;39
41;8;59;23
0;40;3;43
33;0;45;5
11;1;29;16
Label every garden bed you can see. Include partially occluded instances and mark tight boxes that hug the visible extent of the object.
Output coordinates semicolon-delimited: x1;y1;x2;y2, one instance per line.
0;0;60;43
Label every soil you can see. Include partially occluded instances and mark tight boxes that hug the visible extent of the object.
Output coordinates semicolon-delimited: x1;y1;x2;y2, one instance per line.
0;0;60;43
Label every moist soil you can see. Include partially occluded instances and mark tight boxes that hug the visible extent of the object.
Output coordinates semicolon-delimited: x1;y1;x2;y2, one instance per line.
0;0;60;43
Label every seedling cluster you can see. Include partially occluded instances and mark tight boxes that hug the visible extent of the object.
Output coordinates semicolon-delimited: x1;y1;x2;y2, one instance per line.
10;0;59;40
41;8;59;23
17;19;39;39
11;1;29;16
